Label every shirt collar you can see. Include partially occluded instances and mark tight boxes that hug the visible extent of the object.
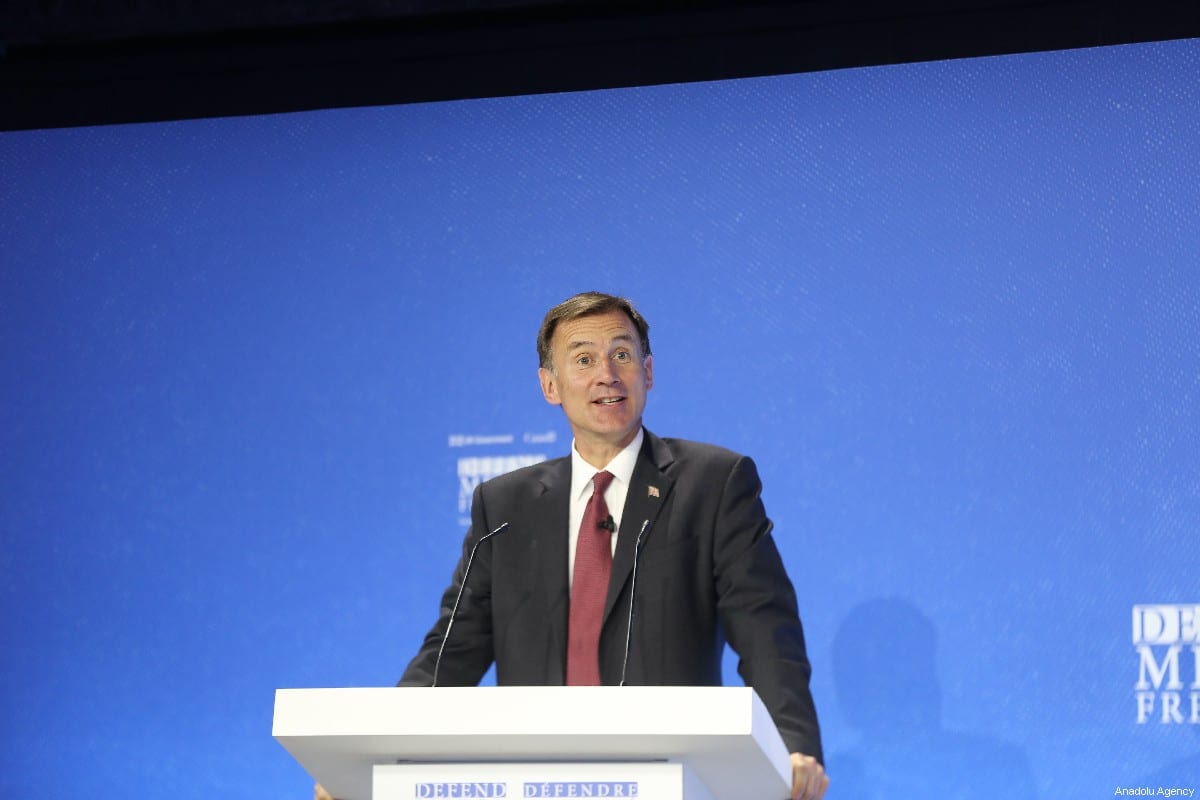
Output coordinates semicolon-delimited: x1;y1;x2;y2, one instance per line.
570;427;644;501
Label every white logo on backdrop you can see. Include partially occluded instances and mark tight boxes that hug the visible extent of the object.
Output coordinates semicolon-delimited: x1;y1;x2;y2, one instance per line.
1133;604;1200;725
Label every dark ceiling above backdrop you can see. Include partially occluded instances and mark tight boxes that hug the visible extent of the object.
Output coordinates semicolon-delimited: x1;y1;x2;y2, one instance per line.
1;1;1198;130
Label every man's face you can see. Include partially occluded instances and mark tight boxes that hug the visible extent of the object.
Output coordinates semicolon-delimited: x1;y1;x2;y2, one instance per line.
538;309;653;458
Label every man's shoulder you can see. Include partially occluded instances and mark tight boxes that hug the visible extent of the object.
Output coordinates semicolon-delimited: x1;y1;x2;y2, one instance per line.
482;453;569;491
651;433;748;467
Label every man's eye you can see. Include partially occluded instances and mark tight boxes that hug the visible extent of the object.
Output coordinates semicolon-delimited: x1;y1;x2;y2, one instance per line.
576;355;591;366
614;351;631;362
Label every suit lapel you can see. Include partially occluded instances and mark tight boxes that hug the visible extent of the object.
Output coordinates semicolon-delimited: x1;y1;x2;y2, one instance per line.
528;457;571;683
603;430;674;624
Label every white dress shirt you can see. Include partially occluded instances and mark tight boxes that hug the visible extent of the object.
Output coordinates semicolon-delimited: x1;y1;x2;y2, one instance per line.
567;428;643;589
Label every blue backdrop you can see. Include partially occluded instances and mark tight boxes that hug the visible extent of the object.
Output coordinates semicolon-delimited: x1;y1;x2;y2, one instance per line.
2;38;1198;798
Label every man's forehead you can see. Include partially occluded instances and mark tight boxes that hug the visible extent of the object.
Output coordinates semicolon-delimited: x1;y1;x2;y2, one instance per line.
554;311;637;347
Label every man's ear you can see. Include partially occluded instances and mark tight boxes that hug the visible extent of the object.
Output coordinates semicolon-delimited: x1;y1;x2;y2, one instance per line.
644;354;654;391
539;367;562;406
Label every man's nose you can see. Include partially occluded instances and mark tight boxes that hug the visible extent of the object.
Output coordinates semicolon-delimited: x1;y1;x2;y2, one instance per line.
594;356;620;383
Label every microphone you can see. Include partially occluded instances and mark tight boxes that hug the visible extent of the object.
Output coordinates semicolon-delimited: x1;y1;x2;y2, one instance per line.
431;521;510;687
618;519;651;687
600;514;616;532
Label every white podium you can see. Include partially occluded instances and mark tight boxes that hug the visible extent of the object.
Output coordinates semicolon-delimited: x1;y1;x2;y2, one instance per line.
273;686;792;800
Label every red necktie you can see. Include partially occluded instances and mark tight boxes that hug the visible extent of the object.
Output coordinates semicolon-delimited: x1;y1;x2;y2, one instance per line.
566;470;615;686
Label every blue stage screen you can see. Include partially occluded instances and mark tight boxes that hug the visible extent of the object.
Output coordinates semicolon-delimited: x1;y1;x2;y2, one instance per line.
2;37;1198;798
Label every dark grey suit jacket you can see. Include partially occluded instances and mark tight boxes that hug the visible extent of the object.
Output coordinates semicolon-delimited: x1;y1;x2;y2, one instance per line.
399;429;823;761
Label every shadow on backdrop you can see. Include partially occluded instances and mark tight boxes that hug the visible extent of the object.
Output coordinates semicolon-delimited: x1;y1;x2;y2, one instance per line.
827;597;1037;799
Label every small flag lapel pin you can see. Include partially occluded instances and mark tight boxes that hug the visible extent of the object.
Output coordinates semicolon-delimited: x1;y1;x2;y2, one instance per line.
647;485;660;498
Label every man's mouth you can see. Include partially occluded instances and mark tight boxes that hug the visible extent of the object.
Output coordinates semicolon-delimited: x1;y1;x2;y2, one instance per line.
594;397;625;405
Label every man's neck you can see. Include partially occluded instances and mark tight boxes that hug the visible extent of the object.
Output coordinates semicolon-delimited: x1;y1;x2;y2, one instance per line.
573;428;642;469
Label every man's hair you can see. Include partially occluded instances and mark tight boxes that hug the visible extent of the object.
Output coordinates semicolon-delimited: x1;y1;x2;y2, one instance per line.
537;291;652;371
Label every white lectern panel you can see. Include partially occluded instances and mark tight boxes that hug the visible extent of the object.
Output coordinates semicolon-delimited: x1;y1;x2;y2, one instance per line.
373;762;713;800
273;686;791;800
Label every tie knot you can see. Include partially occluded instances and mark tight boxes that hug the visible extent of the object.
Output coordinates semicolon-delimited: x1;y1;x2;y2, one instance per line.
592;470;615;497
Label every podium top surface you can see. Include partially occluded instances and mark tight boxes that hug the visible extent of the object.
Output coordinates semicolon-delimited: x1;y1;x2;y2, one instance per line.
273;686;791;800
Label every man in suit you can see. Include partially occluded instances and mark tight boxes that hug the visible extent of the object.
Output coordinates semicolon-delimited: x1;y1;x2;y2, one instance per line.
398;292;827;799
